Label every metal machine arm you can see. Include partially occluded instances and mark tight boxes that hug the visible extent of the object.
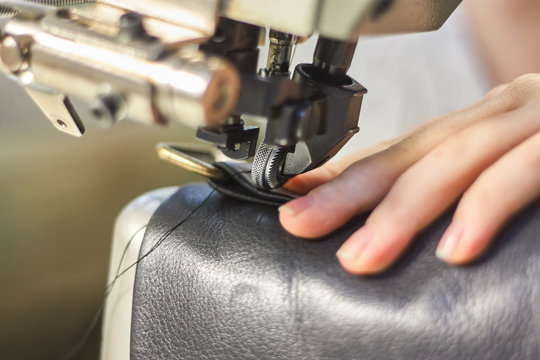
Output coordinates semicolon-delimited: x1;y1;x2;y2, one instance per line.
0;0;462;189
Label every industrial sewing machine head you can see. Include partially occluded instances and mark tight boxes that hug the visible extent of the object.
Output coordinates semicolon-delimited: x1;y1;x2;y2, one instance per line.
0;0;461;189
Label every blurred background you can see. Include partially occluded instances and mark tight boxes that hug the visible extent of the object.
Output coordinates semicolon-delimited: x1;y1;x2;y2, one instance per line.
0;76;202;359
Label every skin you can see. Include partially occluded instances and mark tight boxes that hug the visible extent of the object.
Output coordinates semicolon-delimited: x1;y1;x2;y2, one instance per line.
278;0;540;275
465;0;540;84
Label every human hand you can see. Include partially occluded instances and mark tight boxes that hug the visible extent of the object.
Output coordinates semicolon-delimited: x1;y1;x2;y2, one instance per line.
279;74;540;275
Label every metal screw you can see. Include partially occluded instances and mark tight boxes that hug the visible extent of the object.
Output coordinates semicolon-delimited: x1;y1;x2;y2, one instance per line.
90;93;127;127
118;12;153;43
0;36;27;73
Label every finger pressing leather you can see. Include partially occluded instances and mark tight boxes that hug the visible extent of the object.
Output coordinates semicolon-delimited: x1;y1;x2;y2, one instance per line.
284;139;398;194
280;90;518;239
279;150;403;238
438;130;540;264
337;106;540;274
284;85;513;195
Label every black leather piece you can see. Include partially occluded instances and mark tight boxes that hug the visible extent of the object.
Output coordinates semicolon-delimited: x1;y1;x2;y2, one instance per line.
131;183;540;360
208;162;297;207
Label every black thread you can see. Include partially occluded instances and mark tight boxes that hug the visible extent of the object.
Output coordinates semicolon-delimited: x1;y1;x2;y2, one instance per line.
64;170;250;359
61;224;147;360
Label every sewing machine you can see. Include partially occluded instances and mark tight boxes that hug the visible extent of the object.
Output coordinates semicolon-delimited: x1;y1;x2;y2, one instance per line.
0;0;461;190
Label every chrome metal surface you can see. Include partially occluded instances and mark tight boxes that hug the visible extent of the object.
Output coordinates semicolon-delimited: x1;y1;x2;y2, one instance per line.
0;0;94;18
25;86;85;136
0;6;17;18
0;35;26;72
103;0;219;38
90;93;127;127
263;30;296;77
222;0;319;39
0;0;462;183
1;9;240;132
156;143;227;181
223;0;462;41
251;142;287;189
7;0;93;4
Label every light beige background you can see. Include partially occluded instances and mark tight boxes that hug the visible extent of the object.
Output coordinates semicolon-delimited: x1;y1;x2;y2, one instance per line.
0;78;201;359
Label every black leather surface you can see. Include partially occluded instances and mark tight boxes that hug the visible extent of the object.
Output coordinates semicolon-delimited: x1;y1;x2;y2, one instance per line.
131;183;540;360
208;162;298;207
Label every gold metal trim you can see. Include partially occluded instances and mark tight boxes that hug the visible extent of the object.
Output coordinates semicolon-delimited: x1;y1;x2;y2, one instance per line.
156;142;227;181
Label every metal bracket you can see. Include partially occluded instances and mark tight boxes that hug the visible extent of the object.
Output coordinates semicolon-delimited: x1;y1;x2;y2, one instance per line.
156;142;227;181
25;86;85;136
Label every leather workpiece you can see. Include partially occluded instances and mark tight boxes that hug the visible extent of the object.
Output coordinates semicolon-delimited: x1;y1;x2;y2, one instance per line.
208;161;298;207
131;183;540;360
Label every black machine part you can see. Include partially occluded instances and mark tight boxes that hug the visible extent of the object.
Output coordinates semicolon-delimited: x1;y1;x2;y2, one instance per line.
197;21;367;190
251;37;366;190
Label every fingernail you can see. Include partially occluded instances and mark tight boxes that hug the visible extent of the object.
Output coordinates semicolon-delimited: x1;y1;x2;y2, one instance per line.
336;225;375;260
436;223;463;261
278;196;314;216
